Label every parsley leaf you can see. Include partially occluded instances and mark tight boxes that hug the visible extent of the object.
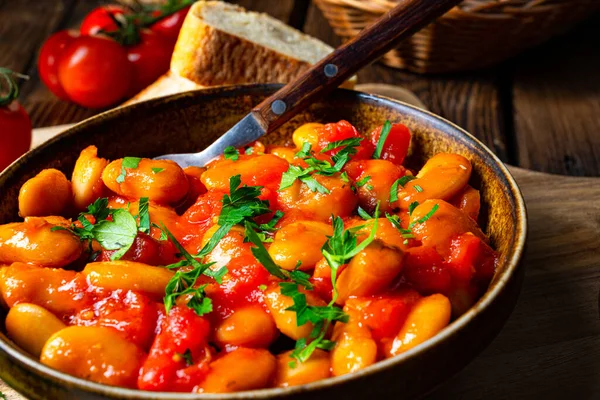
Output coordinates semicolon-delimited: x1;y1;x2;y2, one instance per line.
408;201;419;215
224;146;239;161
138;197;150;233
280;139;361;193
372;121;392;159
92;209;137;261
296;142;312;158
398;175;417;187
116;157;141;183
176;349;194;366
355;175;371;188
408;203;439;229
151;167;164;174
244;221;288;280
219;175;271;226
357;206;372;220
385;213;415;239
390;179;401;203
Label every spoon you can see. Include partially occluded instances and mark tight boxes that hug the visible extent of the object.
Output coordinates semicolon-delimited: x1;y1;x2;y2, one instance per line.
156;0;462;168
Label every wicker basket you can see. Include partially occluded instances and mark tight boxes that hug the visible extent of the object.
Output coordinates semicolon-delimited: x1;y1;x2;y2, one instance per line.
314;0;600;73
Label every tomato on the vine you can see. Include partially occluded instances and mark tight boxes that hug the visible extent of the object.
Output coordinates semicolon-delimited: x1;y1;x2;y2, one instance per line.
80;5;130;36
125;30;173;96
150;5;191;42
38;30;79;100
0;69;32;171
58;36;133;109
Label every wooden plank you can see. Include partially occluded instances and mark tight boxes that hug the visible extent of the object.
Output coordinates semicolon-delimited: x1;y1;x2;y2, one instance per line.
302;3;509;162
428;167;600;399
512;17;600;176
0;0;72;74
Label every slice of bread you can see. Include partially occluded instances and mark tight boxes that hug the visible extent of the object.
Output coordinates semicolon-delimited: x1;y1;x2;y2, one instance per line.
125;1;352;105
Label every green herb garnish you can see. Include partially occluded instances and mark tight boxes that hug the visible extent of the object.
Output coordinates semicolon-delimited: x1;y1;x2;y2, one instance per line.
116;157;141;183
414;184;423;193
151;167;164;174
372;121;392;159
408;201;419;215
138;197;150;233
224;146;239;161
409;203;439;229
355;175;371;188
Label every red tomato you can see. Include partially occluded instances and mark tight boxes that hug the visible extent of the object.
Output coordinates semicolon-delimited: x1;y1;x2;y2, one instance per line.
369;123;411;165
0;100;31;171
317;120;374;160
138;306;211;392
38;30;79;100
73;290;159;349
58;35;132;108
80;5;130;35
150;6;191;42
207;255;271;320
446;233;498;287
403;246;452;295
349;290;421;342
125;30;172;96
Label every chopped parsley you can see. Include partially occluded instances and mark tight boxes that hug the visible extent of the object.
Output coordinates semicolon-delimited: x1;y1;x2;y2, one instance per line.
408;201;419;215
92;209;138;261
177;349;194;366
355;175;371;188
357;206;372;220
161;175;275;316
161;224;221;315
138;197;150;233
409;203;439;229
52;198;139;261
224;146;239;161
372;120;392;159
398;175;417;187
288;205;380;363
390;179;401;203
151;167;164;174
385;213;415;239
279;140;362;194
116;157;141;183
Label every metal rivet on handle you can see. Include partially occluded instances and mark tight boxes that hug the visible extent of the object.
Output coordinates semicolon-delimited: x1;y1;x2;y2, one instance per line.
324;63;338;78
271;100;287;115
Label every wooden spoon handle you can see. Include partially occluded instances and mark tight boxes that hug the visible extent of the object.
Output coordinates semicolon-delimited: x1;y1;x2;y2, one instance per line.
251;0;462;132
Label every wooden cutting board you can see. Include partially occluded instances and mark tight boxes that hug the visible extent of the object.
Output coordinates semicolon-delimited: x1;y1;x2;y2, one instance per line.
1;87;598;399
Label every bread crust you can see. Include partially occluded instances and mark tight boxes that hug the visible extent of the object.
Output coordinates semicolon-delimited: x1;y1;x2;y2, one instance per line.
171;4;313;86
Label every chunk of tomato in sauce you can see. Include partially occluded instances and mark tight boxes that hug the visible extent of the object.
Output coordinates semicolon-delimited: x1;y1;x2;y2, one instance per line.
206;255;271;320
347;290;421;343
72;289;159;350
369;123;411;165
446;233;498;288
138;306;211;392
317;120;374;160
403;247;453;295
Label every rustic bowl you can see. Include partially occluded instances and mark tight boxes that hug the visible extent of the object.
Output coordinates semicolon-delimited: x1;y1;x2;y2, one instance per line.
0;84;527;400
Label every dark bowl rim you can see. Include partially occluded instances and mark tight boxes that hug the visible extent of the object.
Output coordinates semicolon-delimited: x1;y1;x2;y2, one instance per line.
0;83;528;399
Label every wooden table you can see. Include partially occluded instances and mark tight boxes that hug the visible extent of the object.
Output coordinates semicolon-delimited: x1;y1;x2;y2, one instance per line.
1;1;599;399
